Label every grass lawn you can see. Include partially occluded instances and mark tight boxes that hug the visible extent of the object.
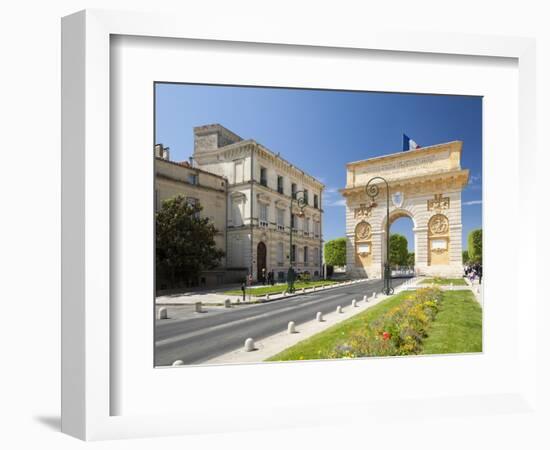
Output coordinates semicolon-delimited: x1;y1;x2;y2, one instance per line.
421;277;467;286
422;290;482;354
267;289;481;361
222;279;339;297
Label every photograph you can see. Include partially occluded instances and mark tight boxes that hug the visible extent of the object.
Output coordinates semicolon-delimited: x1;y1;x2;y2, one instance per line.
153;83;483;367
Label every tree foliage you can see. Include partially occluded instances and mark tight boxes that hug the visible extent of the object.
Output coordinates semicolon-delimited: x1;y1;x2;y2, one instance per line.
156;195;224;286
407;252;415;267
324;237;347;267
467;229;482;263
389;233;409;267
462;250;470;264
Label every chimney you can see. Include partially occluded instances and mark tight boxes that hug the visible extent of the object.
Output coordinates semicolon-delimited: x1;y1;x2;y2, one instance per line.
154;143;170;160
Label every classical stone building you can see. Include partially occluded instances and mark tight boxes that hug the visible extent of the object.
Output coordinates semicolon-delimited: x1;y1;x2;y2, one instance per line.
155;144;234;287
341;141;469;278
192;124;324;282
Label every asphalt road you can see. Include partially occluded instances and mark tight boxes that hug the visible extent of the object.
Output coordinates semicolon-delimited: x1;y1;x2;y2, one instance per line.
155;278;406;366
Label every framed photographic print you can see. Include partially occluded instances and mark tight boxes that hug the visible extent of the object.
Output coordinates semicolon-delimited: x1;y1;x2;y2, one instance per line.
62;9;538;441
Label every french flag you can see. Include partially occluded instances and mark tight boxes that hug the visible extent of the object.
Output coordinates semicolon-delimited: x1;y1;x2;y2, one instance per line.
402;134;420;151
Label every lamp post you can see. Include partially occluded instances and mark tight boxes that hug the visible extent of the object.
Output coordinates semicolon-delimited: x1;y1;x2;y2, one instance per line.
365;176;394;295
288;190;307;293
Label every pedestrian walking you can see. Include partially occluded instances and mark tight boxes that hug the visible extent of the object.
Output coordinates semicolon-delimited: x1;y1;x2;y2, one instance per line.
241;281;246;302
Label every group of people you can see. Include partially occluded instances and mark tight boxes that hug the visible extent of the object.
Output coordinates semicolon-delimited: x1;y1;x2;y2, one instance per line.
464;262;482;284
260;268;276;286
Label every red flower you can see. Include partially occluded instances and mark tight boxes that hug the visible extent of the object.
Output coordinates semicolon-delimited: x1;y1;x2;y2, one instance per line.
382;331;391;341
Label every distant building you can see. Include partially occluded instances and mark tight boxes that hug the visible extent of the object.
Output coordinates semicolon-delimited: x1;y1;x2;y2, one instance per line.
155;124;325;287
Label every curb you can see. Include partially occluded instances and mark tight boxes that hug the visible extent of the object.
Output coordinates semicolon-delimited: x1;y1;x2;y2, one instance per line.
157;279;371;307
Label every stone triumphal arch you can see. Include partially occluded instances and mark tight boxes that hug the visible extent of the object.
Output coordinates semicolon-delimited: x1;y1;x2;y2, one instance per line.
341;141;469;278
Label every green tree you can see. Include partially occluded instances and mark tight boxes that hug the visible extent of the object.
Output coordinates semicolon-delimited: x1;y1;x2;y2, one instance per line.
156;195;224;287
467;229;482;263
462;250;470;264
324;237;347;267
389;234;409;267
407;252;415;267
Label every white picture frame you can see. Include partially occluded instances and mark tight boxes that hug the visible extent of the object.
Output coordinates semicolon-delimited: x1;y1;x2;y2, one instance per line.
61;9;539;441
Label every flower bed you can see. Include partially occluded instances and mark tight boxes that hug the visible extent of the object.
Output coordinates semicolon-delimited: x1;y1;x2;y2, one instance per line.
331;287;442;358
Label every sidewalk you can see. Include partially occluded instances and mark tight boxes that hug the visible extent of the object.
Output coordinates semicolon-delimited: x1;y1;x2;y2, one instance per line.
464;277;484;306
156;278;370;306
203;277;419;365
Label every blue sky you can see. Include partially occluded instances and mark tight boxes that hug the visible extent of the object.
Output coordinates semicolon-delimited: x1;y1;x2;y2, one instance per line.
155;83;482;251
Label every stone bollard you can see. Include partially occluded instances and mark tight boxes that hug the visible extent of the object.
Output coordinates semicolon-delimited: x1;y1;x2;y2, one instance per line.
172;360;184;366
157;307;168;320
288;321;296;334
195;302;203;313
244;338;255;352
352;299;357;307
224;299;231;308
302;288;306;294
336;305;343;314
316;311;324;322
371;292;377;301
313;286;316;292
266;294;270;301
363;295;367;302
283;290;288;296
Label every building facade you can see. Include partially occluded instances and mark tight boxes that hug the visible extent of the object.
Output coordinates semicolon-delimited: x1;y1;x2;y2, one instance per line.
192;124;324;282
155;144;236;288
155;125;325;286
341;141;469;279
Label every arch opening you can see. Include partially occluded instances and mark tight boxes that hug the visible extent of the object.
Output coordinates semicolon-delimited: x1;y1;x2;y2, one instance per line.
386;211;415;278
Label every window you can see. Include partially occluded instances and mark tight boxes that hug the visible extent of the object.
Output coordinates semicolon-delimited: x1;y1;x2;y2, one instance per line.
260;167;268;187
234;161;244;183
291;183;297;199
277;175;284;194
277;242;284;265
259;203;268;227
277;208;285;231
313;247;319;264
290;213;295;229
304;189;309;205
304;246;308;264
232;198;243;226
188;174;198;185
314;221;320;238
304;217;310;236
314;194;319;209
186;197;200;218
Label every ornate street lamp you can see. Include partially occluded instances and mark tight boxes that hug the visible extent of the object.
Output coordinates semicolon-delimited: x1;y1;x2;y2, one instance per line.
288;190;307;293
365;177;394;295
